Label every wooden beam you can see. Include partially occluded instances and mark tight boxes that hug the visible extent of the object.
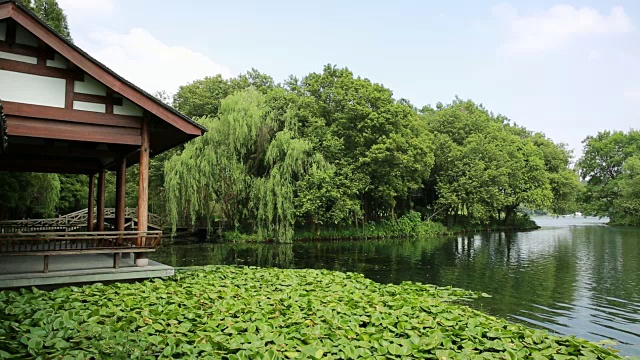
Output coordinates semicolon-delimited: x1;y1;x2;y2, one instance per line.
136;117;150;264
0;40;54;59
105;89;115;114
65;76;74;109
0;57;83;80
0;157;101;173
7;116;142;145
115;158;126;232
74;93;123;106
0;4;12;20
97;169;105;232
9;7;203;136
6;143;125;159
8;116;139;136
0;164;92;174
113;252;121;269
87;173;95;232
3;102;141;128
37;39;55;65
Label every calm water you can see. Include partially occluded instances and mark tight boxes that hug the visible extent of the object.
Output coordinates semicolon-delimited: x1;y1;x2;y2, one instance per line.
151;217;640;356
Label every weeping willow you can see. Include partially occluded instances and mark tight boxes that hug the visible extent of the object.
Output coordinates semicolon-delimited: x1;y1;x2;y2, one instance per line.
0;172;60;219
165;88;326;242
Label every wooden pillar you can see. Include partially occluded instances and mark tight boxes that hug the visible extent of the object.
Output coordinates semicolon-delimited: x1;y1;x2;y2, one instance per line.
115;158;126;232
97;169;106;232
136;117;150;266
87;174;95;231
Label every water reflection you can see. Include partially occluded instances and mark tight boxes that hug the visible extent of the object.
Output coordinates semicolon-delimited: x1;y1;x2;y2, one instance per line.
151;218;640;356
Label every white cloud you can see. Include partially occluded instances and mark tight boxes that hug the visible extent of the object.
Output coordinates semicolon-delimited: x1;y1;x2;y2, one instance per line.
586;50;600;61
493;3;633;53
77;28;233;94
58;0;114;11
624;89;640;102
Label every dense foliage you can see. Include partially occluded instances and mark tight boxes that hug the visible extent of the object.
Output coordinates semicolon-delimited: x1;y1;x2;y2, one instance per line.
0;266;621;359
0;172;60;219
165;67;579;241
166;89;326;241
578;130;640;225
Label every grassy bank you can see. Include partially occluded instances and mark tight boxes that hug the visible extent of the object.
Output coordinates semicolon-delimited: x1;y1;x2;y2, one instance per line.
222;211;539;242
0;266;620;359
223;221;449;242
295;213;451;241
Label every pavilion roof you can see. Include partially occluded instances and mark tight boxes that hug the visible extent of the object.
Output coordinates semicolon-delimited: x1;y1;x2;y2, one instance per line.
0;0;206;135
0;0;208;174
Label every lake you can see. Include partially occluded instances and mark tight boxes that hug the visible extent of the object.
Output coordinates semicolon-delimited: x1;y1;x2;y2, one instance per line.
151;217;640;356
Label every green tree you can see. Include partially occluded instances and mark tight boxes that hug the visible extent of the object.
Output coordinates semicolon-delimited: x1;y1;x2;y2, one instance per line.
173;75;234;119
577;130;640;221
18;0;72;42
436;125;551;225
423;99;553;226
294;166;365;233
56;174;88;214
0;172;60;219
173;70;275;119
289;65;435;222
508;129;583;215
165;89;326;242
615;156;640;226
165;67;583;239
528;133;582;215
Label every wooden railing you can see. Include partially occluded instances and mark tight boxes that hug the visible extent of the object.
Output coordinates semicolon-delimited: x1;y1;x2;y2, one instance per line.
0;208;164;233
0;230;162;253
0;230;162;272
60;208;164;228
0;218;84;233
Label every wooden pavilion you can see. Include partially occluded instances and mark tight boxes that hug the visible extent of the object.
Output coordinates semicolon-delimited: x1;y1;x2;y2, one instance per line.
0;0;206;271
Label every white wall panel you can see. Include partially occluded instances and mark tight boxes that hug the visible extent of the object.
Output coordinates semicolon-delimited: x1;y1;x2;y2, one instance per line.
46;53;68;69
0;51;37;64
74;74;107;96
73;101;106;113
114;98;144;116
0;70;65;108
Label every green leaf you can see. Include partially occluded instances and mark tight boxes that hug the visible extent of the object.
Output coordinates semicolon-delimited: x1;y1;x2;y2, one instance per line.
27;337;43;350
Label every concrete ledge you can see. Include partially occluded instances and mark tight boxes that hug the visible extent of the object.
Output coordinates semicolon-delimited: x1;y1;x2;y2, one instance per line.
0;254;174;289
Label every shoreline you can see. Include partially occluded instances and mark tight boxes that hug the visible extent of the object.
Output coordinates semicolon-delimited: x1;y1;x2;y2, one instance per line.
169;224;542;244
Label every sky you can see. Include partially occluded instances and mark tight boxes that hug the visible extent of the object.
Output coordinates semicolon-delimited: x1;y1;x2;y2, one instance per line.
58;0;640;158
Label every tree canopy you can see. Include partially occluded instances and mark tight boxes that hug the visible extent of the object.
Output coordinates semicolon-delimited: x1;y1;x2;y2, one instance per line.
163;66;580;241
166;88;326;242
577;130;640;225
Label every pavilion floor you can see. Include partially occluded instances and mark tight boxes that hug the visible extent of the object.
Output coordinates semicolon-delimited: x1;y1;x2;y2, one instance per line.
0;254;174;289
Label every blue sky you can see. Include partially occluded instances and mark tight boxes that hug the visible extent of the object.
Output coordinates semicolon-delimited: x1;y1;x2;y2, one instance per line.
58;0;640;157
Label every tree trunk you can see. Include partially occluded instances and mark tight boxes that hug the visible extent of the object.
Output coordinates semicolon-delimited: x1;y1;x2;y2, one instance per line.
503;205;518;226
